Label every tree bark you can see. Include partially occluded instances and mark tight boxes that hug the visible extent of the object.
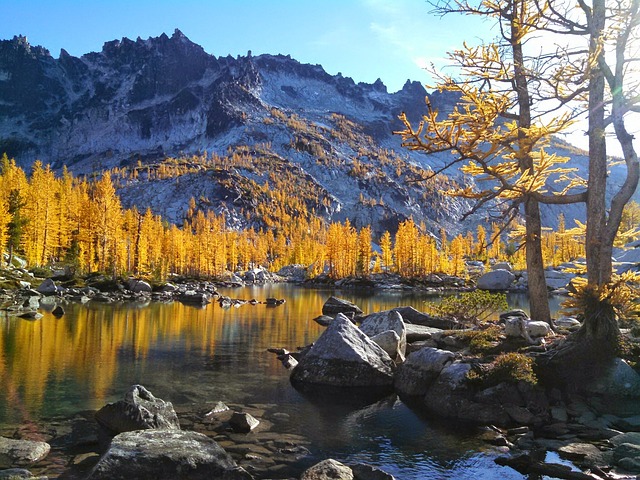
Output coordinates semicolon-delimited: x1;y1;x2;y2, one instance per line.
511;5;551;325
584;0;608;290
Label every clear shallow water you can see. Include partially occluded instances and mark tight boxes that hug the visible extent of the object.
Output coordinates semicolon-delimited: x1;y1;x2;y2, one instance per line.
0;285;561;479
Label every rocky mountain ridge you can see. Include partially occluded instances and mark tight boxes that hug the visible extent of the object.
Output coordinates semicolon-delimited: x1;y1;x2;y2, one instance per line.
0;30;634;236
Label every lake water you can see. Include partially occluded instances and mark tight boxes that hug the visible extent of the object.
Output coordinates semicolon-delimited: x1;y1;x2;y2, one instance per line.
0;285;563;479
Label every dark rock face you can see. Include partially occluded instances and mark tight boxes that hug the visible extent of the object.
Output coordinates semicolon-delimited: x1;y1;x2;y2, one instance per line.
94;384;180;434
290;313;395;388
321;296;363;317
87;429;252;480
0;32;428;171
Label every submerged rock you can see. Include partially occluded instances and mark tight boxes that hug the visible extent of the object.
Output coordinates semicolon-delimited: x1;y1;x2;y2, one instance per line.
290;313;395;388
87;429;252;480
95;384;180;434
0;437;50;468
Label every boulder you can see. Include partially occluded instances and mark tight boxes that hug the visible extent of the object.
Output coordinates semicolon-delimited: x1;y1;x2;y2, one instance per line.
321;296;363;317
95;384;180;434
394;347;456;396
0;468;45;479
229;412;260;433
177;290;211;306
610;432;640;447
313;315;334;327
0;437;50;468
87;430;252;480
476;269;515;290
159;282;177;292
404;324;443;342
127;279;152;293
613;442;640;464
36;278;58;295
391;306;457;329
583;358;640;398
360;310;406;362
290;313;395;388
555;316;581;329
52;305;65;317
369;331;402;362
544;269;575;290
492;262;513;272
526;321;551;338
350;463;396;480
301;459;353;480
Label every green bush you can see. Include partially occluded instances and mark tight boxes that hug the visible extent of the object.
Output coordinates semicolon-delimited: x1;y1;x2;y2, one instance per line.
426;290;508;327
467;352;537;386
459;326;503;354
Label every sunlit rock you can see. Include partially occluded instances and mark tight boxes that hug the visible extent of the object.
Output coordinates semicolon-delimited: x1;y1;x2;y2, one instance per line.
290;313;395;388
88;429;252;480
95;384;180;435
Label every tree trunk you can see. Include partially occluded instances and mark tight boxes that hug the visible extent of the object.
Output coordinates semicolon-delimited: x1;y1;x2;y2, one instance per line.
585;0;608;290
510;6;552;325
524;197;551;324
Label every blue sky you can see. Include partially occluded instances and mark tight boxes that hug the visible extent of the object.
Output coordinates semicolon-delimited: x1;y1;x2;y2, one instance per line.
4;0;493;93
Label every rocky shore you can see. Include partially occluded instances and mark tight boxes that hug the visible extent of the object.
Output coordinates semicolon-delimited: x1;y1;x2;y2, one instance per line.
1;248;639;479
273;296;640;479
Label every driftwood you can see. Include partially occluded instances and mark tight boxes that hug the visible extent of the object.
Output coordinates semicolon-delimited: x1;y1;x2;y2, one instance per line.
495;454;613;480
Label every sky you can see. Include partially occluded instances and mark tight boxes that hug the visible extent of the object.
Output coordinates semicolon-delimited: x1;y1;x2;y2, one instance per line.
3;0;494;93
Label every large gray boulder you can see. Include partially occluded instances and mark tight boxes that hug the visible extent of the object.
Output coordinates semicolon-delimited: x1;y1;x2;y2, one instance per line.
360;310;406;362
0;437;50;468
477;269;515;290
544;269;574;290
95;385;180;434
321;296;363;317
36;278;59;295
390;306;457;329
301;459;353;480
290;313;395;388
583;358;640;398
127;279;152;293
87;429;252;480
394;347;456;396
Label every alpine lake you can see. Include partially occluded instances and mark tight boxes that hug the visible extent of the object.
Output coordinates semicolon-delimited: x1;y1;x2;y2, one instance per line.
0;284;570;479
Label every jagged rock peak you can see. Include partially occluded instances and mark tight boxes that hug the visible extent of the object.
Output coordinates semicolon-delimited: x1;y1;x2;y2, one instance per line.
98;29;207;58
1;34;51;58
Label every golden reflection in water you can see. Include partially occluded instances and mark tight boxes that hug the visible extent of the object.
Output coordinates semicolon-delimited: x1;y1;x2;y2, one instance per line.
0;289;332;424
0;287;538;425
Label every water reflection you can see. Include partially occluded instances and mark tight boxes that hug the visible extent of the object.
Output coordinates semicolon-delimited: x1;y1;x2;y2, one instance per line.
0;285;549;478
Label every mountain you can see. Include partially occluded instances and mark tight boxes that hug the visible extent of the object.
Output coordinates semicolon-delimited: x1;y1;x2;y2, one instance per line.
0;31;634;237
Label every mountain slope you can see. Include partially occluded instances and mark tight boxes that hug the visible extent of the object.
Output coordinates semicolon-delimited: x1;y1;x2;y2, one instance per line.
0;30;635;237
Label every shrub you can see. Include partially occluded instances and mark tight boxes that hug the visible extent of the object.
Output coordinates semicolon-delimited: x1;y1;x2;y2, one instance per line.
467;352;537;386
426;290;508;327
459;326;503;354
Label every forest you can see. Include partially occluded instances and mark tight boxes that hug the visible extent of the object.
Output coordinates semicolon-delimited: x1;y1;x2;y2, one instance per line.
2;152;638;282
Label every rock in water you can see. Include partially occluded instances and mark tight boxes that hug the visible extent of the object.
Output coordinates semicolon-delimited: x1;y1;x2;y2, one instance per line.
229;412;260;433
87;430;252;480
290;313;395;388
0;437;50;468
95;384;180;434
301;459;354;480
394;347;456;397
36;278;58;295
321;296;363;317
